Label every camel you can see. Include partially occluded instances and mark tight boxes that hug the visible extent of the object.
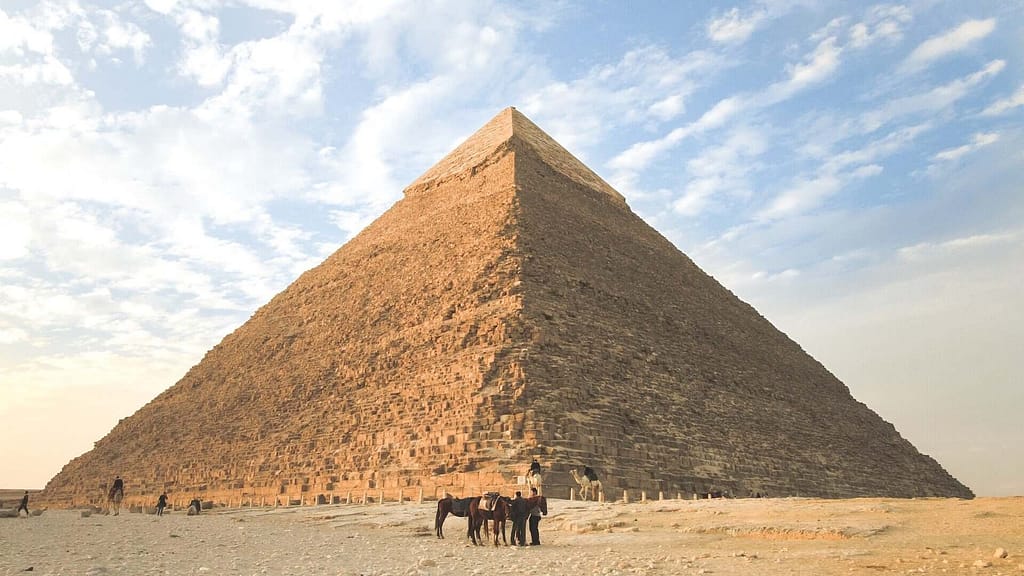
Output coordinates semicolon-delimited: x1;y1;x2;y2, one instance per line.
570;469;602;501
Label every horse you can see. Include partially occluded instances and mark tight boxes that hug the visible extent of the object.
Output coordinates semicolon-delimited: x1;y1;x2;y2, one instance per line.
471;494;512;546
524;494;547;515
525;472;543;495
107;487;124;516
435;495;479;540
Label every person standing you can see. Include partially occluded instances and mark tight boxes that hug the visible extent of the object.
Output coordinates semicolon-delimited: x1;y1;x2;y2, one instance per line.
510;491;527;546
17;491;29;516
527;487;544;545
156;493;168;516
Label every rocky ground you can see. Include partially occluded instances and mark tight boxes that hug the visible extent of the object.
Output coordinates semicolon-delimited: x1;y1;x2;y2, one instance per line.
1;496;1022;575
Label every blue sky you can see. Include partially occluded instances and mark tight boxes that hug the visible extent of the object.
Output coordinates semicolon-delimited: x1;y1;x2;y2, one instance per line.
1;0;1021;495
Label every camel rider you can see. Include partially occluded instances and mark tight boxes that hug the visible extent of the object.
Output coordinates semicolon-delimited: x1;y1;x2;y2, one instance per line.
528;459;541;477
584;465;598;482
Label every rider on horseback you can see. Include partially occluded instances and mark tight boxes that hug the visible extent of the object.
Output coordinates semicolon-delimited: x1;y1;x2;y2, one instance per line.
528;458;541;477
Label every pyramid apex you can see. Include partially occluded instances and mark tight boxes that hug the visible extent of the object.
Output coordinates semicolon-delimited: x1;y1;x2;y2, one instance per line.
406;108;626;205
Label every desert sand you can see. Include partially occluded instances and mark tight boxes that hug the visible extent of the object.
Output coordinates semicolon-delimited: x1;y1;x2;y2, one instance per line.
1;496;1022;575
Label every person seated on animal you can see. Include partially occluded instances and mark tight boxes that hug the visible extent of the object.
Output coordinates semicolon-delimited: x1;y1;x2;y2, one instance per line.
527;458;541;477
583;465;598;482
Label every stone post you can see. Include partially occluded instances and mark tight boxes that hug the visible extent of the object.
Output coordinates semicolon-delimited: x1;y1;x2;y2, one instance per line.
418;488;423;504
623;490;630;504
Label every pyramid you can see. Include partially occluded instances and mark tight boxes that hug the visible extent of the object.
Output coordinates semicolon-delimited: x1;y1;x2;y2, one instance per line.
40;108;972;508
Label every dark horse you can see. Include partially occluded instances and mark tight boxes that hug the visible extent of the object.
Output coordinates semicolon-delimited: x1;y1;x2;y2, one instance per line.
435;496;480;540
471;494;512;546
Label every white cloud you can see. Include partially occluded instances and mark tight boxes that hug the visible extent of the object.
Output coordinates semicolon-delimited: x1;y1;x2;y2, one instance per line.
932;132;999;162
759;123;926;221
898;231;1018;261
94;9;152;65
767;36;842;101
848;5;912;49
861;59;1005;132
0;8;55;55
673;127;766;217
900;18;996;73
609;33;844;189
982;85;1024;116
522;46;719;156
649;94;685;121
707;6;767;44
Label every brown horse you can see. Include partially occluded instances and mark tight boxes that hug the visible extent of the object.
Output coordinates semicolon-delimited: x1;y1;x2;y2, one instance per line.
435;496;479;540
471;495;512;546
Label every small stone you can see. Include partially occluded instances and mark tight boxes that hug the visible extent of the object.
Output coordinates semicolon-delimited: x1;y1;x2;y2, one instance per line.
994;548;1008;559
973;560;991;568
419;559;436;567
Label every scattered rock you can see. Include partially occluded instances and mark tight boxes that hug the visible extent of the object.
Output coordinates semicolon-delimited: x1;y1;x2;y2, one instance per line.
973;560;992;568
994;548;1008;559
418;559;436;567
80;510;92;518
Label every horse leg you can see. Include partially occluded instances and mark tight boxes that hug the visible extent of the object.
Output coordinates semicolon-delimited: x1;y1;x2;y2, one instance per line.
436;509;447;539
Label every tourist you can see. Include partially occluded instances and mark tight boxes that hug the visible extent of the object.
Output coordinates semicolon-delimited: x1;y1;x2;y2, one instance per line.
528;458;541;477
510;491;527;546
156;493;168;516
583;465;598;482
108;475;125;515
17;491;29;516
528;487;544;545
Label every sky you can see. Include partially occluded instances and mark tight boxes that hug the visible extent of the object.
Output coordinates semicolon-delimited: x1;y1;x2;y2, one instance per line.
0;0;1021;496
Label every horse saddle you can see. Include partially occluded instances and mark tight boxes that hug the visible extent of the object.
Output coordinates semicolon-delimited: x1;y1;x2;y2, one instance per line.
484;492;500;510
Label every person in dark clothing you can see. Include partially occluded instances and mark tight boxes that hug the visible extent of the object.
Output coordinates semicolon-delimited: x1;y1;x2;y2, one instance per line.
156;493;168;516
583;465;598;482
17;491;29;516
189;497;202;515
528;459;541;476
527;487;544;545
111;475;124;494
510;491;528;546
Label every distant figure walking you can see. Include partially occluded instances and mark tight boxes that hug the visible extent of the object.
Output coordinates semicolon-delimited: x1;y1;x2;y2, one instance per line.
156;493;168;516
17;491;29;516
108;475;125;516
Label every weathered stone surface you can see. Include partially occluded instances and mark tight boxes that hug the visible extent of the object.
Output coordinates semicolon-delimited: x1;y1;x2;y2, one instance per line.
38;108;972;509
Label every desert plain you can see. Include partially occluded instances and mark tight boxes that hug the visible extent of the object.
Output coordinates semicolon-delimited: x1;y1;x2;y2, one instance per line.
1;495;1022;575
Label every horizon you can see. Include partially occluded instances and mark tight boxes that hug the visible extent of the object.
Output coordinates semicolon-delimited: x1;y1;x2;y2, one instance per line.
1;0;1021;496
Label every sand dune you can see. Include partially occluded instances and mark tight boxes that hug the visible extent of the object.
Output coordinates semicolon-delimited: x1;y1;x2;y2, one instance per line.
2;497;1022;575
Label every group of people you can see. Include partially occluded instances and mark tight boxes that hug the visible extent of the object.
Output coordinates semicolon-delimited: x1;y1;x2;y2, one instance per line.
507;487;544;546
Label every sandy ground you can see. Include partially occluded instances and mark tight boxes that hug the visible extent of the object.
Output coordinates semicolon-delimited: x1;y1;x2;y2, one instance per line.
1;497;1022;575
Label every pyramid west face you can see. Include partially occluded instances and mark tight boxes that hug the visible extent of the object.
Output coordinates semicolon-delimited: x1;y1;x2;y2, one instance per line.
40;108;971;507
